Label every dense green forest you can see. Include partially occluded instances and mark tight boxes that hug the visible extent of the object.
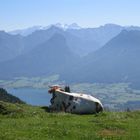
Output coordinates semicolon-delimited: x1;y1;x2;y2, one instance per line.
0;88;25;104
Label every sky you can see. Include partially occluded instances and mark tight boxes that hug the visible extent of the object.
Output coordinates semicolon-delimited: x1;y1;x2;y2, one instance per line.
0;0;140;31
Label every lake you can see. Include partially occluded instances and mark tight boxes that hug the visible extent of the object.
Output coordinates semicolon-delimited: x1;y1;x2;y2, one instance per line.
7;88;52;106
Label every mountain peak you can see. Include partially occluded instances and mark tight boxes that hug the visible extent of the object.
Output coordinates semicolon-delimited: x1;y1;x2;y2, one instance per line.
116;29;140;40
48;25;63;32
48;33;66;44
103;29;140;50
66;23;81;29
104;23;121;27
52;23;81;30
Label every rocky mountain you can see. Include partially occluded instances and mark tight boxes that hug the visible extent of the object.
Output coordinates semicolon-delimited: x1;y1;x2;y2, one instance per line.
9;23;81;36
0;33;79;78
61;30;140;88
53;23;81;30
3;23;140;62
1;26;99;63
10;23;140;45
9;26;44;36
1;24;140;89
9;23;140;56
0;31;23;62
67;24;123;46
16;26;100;56
7;24;124;56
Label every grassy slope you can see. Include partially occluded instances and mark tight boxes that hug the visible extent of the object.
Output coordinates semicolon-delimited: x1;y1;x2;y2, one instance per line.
0;88;25;104
0;101;140;140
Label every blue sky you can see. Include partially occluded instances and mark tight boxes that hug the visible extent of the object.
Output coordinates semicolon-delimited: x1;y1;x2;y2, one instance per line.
0;0;140;31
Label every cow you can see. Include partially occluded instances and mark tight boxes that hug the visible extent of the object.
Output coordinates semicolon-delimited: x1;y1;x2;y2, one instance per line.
48;85;103;114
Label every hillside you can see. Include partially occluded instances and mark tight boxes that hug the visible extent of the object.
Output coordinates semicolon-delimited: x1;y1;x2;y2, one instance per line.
1;25;140;88
0;101;140;140
0;88;24;104
2;23;140;63
0;31;23;62
0;33;79;78
19;25;101;56
62;30;140;88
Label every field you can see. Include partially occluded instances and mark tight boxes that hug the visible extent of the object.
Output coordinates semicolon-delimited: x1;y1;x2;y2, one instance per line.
0;101;140;140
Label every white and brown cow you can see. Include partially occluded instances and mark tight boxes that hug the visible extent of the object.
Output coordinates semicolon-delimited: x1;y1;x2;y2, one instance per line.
48;85;103;114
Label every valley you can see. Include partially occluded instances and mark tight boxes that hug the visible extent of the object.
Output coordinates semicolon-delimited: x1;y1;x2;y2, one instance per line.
0;24;140;111
0;76;140;111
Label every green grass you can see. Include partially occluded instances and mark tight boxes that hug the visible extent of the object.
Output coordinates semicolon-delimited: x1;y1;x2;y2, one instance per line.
0;101;140;140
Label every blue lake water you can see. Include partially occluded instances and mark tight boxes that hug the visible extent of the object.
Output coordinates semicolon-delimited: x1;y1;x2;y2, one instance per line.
7;88;52;106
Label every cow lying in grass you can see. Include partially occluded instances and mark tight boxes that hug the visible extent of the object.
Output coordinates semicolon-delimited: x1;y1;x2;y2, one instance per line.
48;85;103;114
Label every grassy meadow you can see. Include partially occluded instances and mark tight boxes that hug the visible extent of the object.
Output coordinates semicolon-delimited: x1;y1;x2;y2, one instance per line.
0;101;140;140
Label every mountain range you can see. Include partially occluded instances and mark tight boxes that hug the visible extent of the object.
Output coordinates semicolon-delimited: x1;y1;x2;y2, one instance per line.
1;23;140;88
0;33;79;78
9;23;81;36
0;31;23;62
61;30;140;88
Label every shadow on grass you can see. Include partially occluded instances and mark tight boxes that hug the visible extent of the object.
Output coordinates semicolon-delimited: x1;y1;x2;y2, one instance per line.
41;106;51;113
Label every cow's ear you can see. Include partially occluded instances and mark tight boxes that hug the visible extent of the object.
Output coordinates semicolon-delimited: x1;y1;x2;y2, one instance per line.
48;88;55;93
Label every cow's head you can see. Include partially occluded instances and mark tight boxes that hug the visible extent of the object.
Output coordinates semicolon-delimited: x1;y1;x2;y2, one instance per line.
48;85;62;94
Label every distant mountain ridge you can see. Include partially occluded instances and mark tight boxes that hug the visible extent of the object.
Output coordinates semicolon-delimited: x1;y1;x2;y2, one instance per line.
9;23;81;36
0;33;79;78
8;23;140;45
0;31;23;62
1;24;140;88
61;30;140;88
7;23;140;56
1;23;140;60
